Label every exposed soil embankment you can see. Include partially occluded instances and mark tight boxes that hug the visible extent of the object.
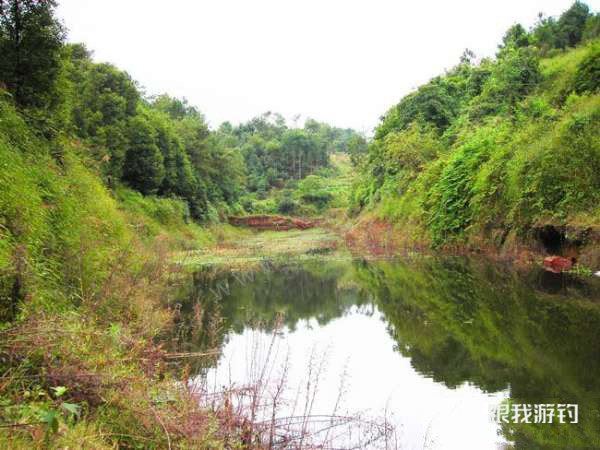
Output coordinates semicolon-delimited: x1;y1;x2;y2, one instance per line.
344;217;600;270
228;215;316;231
523;224;600;267
344;219;400;256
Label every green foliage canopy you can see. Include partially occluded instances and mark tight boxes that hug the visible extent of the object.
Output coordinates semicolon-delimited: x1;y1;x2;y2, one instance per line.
0;0;64;109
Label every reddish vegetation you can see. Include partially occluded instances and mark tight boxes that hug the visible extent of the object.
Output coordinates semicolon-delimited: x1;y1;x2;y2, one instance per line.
543;255;576;273
228;215;315;231
344;218;556;265
345;219;399;256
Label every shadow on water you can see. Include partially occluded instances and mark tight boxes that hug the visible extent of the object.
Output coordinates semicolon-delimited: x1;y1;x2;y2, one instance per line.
172;256;600;449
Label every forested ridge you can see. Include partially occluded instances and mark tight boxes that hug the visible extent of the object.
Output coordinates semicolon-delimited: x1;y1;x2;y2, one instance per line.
1;0;366;221
21;43;365;221
351;1;600;255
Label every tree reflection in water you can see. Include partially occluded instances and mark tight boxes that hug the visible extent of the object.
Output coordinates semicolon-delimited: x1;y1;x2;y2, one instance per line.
173;257;600;449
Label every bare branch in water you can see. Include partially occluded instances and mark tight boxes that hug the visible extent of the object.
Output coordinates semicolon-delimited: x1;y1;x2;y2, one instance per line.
186;313;399;449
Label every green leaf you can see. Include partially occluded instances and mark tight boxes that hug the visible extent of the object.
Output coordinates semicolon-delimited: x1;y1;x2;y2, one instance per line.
39;409;59;433
61;402;81;418
51;386;68;398
109;323;122;338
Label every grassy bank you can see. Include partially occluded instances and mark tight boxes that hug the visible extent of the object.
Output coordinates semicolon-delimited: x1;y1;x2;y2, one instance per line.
0;96;254;448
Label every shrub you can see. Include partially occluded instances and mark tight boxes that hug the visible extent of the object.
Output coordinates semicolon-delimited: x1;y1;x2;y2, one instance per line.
574;44;600;93
296;175;333;208
509;95;600;224
424;127;502;245
277;192;299;215
469;48;541;119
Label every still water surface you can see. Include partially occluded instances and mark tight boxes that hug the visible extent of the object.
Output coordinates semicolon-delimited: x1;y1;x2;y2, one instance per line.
174;257;600;449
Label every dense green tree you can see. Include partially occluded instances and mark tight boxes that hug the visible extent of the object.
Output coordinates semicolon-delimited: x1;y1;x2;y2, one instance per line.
72;63;140;179
216;113;359;200
531;4;593;52
532;14;561;53
279;129;325;180
0;0;64;109
123;116;165;194
73;63;139;134
347;133;368;166
556;1;591;48
375;77;465;139
469;47;540;118
276;190;299;214
465;59;493;98
500;23;531;52
303;118;360;154
583;13;600;41
151;94;200;121
205;135;246;204
145;109;198;203
61;43;92;93
151;100;246;219
574;44;600;93
296;174;333;207
181;115;238;204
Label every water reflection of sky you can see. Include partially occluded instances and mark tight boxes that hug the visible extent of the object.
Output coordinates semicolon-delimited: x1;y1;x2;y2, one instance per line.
200;305;509;450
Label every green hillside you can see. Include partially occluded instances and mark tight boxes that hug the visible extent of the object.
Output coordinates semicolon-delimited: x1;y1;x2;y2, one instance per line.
351;2;600;260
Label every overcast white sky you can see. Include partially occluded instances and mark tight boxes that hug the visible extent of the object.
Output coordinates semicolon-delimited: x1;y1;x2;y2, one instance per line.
57;0;599;132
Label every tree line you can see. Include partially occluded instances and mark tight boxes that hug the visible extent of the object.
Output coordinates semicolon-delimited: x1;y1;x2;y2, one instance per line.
217;112;366;197
0;0;366;221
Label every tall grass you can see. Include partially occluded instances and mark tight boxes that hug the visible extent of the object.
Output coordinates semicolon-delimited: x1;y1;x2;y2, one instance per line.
0;95;229;448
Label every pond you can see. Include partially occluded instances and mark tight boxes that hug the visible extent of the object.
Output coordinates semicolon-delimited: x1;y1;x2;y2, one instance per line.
172;256;600;449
